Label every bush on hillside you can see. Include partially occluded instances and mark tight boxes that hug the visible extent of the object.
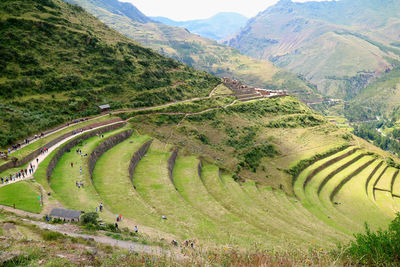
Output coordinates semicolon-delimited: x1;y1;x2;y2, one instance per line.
80;212;99;226
343;213;400;265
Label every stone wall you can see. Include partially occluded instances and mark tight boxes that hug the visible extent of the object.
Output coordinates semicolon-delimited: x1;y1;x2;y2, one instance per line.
330;159;375;201
46;123;126;183
168;149;179;184
0;118;122;174
88;129;133;180
302;147;357;190
128;140;153;183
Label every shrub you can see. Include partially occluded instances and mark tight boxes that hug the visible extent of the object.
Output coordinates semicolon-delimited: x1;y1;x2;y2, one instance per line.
80;212;99;226
343;213;400;265
42;230;65;241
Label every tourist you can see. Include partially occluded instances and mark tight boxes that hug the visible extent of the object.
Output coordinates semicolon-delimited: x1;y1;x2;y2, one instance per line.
134;225;138;233
99;203;103;212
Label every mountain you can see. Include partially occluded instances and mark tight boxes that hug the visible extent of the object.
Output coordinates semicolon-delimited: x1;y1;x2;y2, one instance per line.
224;0;400;99
0;0;219;146
151;12;248;41
65;0;322;102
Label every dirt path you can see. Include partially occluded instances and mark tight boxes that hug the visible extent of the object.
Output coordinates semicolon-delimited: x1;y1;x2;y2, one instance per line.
7;115;109;156
0;121;123;189
21;218;174;257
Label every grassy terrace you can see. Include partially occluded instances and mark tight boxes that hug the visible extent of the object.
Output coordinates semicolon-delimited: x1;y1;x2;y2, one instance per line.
334;160;391;229
49;127;127;214
172;156;269;247
392;171;400;196
375;191;397;217
92;134;168;231
302;150;366;234
293;146;357;200
4;115;116;160
368;164;387;200
0;180;42;213
375;167;397;191
130;141;256;247
240;181;343;246
318;156;375;229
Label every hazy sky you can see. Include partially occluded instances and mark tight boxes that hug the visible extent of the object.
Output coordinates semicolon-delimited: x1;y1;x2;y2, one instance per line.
120;0;329;21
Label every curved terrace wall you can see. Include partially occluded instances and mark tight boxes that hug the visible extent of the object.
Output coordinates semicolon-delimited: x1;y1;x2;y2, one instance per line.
291;144;351;188
168;149;179;184
0;118;122;173
329;159;375;201
46;122;126;183
88;129;133;180
302;148;359;191
365;161;384;195
128;140;152;183
316;154;365;195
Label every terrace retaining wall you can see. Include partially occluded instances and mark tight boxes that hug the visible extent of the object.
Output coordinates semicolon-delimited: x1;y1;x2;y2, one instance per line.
46;122;126;183
302;148;358;190
129;140;152;183
365;161;384;194
0;118;122;174
168;149;179;184
316;154;365;195
88;129;133;180
329;159;375;201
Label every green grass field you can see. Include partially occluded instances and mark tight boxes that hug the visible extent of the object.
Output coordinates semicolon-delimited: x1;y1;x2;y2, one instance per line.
49;127;127;213
0;181;42;213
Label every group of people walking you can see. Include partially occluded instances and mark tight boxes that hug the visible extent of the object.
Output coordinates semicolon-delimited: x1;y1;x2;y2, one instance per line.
0;161;37;184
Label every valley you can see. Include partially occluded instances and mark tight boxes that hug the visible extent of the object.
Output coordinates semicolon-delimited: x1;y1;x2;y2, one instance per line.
2;0;400;265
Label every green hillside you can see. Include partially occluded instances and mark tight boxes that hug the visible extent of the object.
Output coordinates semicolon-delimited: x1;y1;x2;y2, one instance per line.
65;0;321;102
0;0;219;146
224;0;400;98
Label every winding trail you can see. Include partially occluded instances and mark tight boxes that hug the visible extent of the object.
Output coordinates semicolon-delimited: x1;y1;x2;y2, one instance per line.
0;121;124;189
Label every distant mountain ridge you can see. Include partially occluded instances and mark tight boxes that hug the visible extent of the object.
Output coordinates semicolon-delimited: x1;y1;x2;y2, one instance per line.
224;0;400;98
66;0;322;102
151;12;248;40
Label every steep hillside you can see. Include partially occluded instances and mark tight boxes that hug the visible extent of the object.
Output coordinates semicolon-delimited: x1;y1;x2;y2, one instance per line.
345;67;400;121
65;0;322;102
151;12;248;40
224;0;400;98
0;0;219;146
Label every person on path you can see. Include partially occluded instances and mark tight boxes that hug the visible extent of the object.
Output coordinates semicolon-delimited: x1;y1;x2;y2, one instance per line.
36;158;39;164
115;222;118;229
134;225;138;233
99;203;103;212
95;207;98;212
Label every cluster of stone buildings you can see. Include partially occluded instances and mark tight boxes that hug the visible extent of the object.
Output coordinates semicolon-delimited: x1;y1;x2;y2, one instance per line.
222;78;287;99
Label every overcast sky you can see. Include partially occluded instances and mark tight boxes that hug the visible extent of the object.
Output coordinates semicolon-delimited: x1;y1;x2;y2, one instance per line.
120;0;329;21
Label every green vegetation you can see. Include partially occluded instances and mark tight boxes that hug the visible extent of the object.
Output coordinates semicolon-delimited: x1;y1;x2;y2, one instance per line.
2;115;114;155
80;212;99;226
353;121;400;157
0;0;219;146
0;181;42;213
343;214;400;265
49;128;126;211
225;0;400;99
66;0;321;102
